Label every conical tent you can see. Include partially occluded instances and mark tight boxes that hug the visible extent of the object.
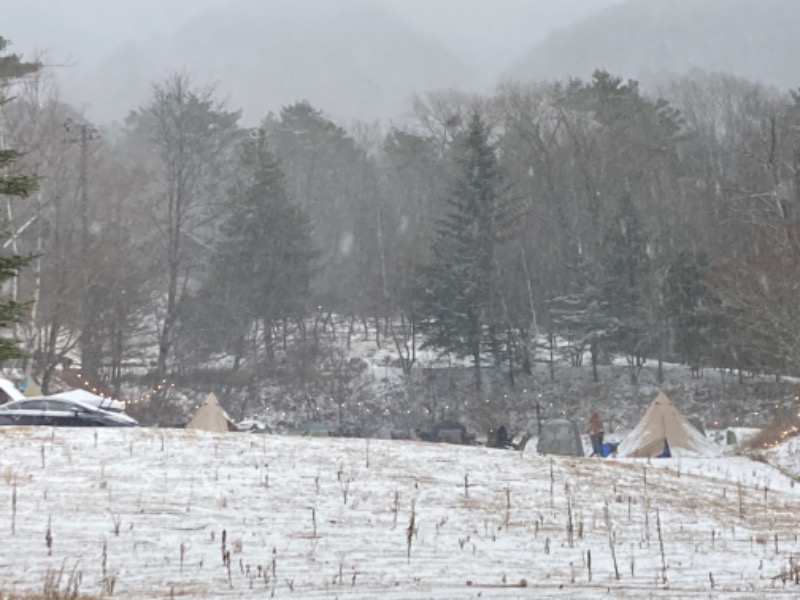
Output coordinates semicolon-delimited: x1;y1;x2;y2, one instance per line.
186;393;234;432
21;378;42;397
617;392;717;458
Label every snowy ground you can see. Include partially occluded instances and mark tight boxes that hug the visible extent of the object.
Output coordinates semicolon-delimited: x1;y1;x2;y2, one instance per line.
1;428;800;599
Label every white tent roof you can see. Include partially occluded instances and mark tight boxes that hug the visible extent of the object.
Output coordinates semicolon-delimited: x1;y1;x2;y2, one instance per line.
0;377;25;402
0;377;24;402
617;392;718;458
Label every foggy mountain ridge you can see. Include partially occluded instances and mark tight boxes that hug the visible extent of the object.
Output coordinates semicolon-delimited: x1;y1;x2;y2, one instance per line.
77;0;483;126
506;0;800;92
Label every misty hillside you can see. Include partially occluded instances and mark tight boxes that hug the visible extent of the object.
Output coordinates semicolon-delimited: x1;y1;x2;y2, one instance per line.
507;0;800;90
79;0;480;125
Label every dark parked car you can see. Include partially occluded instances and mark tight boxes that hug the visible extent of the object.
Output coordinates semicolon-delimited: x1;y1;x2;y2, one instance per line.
0;397;138;427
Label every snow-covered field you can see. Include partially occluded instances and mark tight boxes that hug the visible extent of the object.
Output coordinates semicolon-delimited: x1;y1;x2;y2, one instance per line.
1;427;800;599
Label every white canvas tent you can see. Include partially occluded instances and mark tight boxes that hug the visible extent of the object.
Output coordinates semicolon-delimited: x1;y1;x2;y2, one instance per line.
186;393;235;433
617;392;718;458
0;377;24;403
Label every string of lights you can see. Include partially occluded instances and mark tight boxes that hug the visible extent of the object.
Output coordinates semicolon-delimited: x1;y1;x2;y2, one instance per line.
64;364;174;406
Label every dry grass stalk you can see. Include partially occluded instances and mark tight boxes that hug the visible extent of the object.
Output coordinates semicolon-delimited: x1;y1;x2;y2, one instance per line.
46;516;53;556
180;542;188;573
339;471;354;505
12;481;17;536
604;502;619;580
656;508;667;584
738;482;744;518
587;549;592;581
42;559;82;600
221;529;227;564
311;507;317;538
406;500;416;563
566;490;574;548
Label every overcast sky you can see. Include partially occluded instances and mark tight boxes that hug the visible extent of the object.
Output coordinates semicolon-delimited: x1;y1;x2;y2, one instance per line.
3;0;628;124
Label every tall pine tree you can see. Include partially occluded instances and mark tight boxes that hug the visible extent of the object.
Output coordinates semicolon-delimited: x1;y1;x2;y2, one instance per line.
600;193;652;378
663;251;710;374
203;128;315;371
417;113;515;390
0;37;39;360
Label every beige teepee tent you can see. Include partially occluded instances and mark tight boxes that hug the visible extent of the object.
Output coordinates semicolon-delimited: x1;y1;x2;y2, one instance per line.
186;393;235;432
617;392;717;458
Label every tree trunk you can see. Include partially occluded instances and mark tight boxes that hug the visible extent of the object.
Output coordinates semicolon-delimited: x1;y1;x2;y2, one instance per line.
41;320;61;395
507;331;515;387
347;313;355;350
473;349;482;391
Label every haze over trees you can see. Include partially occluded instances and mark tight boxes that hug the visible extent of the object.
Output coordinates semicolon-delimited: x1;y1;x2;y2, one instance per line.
3;2;800;427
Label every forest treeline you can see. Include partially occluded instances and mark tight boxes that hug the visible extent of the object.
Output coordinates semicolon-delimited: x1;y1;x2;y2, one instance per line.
2;38;800;396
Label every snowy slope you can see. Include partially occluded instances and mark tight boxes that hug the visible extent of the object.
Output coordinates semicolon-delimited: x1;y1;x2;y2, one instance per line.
1;427;799;598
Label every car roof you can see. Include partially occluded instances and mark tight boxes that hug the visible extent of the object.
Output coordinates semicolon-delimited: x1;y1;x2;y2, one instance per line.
4;396;98;411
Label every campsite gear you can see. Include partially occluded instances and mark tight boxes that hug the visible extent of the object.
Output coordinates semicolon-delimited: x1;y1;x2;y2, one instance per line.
658;441;671;458
186;393;236;432
433;421;468;444
616;392;717;458
600;441;619;458
293;422;331;437
496;425;509;447
488;425;511;448
537;418;584;457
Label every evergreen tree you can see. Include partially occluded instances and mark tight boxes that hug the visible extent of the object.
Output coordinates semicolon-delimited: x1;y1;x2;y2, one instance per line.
599;194;652;372
264;101;369;312
663;251;710;373
417;113;515;390
550;292;619;382
0;37;39;360
203;128;315;370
